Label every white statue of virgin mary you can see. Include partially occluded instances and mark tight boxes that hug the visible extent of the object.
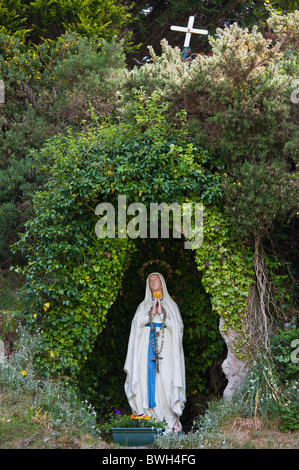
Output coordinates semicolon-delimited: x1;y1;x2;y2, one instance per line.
124;272;186;433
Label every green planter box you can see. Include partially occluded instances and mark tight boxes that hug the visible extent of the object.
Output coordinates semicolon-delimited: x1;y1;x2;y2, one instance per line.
111;427;164;447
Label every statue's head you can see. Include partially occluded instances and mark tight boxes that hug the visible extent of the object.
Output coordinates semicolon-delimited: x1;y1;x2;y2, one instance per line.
148;273;163;297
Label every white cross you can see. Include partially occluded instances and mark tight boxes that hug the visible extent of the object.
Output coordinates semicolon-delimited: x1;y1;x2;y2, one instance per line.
170;16;208;54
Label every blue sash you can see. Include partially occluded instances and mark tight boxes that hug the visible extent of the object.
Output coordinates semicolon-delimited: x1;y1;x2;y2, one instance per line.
145;322;166;408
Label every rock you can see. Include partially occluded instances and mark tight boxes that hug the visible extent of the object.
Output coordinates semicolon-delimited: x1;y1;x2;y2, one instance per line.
219;317;248;398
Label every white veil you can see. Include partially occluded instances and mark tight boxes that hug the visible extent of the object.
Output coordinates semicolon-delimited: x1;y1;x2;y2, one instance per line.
144;272;184;326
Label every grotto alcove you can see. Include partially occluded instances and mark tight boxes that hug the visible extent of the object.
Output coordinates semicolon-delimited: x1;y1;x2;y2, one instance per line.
77;237;227;431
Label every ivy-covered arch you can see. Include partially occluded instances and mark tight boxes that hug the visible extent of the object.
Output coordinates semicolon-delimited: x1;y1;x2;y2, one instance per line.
16;199;255;397
14;100;256;400
74;209;256;415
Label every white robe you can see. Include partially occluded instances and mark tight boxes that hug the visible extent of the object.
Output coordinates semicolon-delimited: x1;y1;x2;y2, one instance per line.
124;273;186;432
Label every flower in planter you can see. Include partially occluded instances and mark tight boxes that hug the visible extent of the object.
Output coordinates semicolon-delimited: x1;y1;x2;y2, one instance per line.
131;413;151;421
101;409;166;437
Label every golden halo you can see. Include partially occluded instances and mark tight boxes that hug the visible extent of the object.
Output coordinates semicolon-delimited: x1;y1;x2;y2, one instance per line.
138;259;173;282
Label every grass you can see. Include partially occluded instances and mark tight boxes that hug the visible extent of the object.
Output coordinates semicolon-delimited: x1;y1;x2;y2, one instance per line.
154;393;298;449
0;390;107;449
154;429;299;450
0;326;113;449
0;391;113;449
0;382;298;449
1;384;298;449
223;428;299;449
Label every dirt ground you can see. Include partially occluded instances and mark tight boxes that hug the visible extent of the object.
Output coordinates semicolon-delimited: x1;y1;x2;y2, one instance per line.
223;428;298;449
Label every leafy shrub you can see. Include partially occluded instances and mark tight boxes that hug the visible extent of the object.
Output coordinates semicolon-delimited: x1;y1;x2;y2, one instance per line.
123;18;298;166
0;327;40;395
279;380;299;432
0;0;133;46
0;325;99;435
232;342;299;432
0;32;127;264
222;160;298;241
13;91;224;377
270;325;299;382
194;397;241;433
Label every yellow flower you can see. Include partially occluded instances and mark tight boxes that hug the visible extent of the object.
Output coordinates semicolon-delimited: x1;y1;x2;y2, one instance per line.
153;291;162;299
43;302;50;311
21;370;27;376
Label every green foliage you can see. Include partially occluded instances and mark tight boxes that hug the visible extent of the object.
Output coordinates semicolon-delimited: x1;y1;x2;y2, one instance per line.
189;22;295;163
195;205;255;359
103;410;165;429
121;19;298;348
279;381;299;432
0;327;99;436
0;0;133;45
130;0;270;63
13;94;226;377
124;16;298;167
175;249;225;395
265;251;297;325
0;31;126;163
0;310;18;342
270;325;299;383
232;336;299;432
77;236;226;417
0;7;297;435
0;32;126;262
268;0;299;15
222;160;298;240
195;397;241;432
